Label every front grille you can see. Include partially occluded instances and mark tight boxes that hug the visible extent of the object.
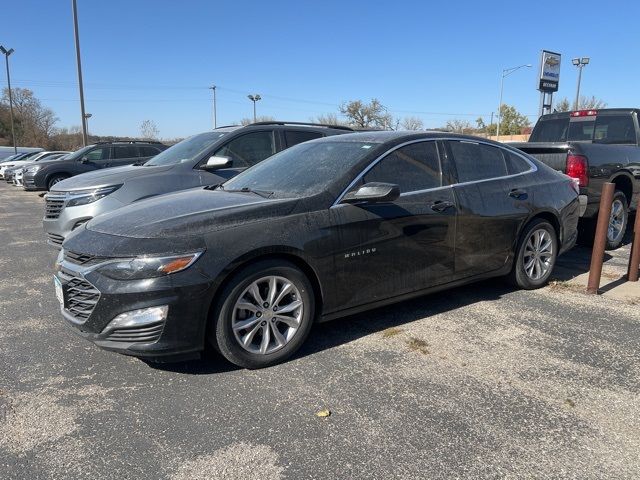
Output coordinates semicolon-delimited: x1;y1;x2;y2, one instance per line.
47;233;64;247
104;322;164;343
45;197;65;219
58;268;100;322
63;250;106;266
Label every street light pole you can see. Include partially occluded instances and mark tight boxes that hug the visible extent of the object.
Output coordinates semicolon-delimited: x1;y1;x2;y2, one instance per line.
72;0;88;147
209;85;217;129
0;46;16;154
496;63;532;142
247;94;261;122
572;57;590;110
84;113;92;135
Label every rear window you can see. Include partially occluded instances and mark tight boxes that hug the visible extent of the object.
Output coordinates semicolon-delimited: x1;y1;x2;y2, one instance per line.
529;118;569;142
530;114;637;144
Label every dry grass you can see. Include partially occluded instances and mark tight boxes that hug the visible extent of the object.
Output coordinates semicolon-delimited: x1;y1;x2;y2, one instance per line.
406;337;430;355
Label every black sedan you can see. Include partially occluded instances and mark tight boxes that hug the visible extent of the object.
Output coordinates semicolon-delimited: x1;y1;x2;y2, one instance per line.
56;132;580;368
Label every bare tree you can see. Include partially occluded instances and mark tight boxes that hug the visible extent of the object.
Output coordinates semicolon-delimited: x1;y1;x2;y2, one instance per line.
239;115;275;126
339;99;393;129
400;116;424;131
445;119;473;134
1;87;58;147
311;113;347;126
140;119;159;139
554;95;607;112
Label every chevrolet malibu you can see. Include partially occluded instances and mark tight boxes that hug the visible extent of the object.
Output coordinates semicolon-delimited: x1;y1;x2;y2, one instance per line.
55;132;579;368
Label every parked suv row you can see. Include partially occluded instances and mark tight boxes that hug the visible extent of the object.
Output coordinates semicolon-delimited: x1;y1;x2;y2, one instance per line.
25;140;168;191
43;122;354;247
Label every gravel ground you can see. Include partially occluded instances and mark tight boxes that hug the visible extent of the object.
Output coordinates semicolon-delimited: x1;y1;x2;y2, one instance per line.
0;184;638;479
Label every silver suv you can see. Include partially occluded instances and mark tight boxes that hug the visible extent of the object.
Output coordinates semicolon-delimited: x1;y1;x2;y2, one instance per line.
43;122;354;247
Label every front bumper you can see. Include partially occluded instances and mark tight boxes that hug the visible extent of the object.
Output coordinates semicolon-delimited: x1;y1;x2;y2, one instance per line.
43;193;126;248
23;171;44;190
55;254;214;361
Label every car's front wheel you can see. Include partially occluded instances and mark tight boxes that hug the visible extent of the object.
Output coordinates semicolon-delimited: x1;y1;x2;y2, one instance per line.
210;259;315;369
47;174;69;190
508;219;558;290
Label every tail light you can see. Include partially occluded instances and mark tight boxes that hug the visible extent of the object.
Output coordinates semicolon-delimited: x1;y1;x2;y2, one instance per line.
570;110;598;117
566;154;589;187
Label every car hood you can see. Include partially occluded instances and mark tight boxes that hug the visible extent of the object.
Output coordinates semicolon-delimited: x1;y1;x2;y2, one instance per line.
85;188;298;239
53;164;173;191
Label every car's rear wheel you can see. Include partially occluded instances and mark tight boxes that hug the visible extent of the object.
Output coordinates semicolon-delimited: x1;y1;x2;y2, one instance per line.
606;191;628;250
210;259;315;369
47;174;69;190
508;219;558;290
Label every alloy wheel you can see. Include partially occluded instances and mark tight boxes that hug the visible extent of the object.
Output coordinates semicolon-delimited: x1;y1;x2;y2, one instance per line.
523;229;554;280
231;275;304;355
607;199;625;244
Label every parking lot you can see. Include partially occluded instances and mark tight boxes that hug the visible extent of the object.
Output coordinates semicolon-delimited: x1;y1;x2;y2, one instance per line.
0;183;638;479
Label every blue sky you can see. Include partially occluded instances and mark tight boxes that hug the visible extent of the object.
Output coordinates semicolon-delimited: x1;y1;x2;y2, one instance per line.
3;0;639;138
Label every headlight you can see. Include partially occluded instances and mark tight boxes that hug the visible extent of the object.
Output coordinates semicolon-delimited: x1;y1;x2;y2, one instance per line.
66;185;122;207
97;252;203;280
25;165;41;173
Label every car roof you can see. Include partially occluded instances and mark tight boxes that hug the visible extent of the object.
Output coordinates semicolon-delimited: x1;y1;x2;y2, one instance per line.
311;130;504;145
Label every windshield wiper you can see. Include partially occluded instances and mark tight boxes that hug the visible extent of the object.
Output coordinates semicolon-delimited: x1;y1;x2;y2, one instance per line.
132;160;146;166
223;186;274;198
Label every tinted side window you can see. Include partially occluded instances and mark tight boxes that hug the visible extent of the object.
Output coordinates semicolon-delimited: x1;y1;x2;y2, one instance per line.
84;147;111;161
214;131;275;167
505;151;532;175
284;130;323;147
449;141;507;182
113;146;137;159
139;146;160;157
363;141;441;193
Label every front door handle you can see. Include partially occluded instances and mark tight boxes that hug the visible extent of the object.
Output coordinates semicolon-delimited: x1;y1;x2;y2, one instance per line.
430;200;455;212
509;189;527;199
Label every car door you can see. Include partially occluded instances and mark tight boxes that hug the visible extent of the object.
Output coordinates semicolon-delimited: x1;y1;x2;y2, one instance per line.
111;145;139;167
78;146;112;172
203;130;276;181
444;140;533;278
327;140;457;311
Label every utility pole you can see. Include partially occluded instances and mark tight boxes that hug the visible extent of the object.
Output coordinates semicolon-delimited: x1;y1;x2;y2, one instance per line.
0;46;17;154
247;94;261;122
72;0;88;146
209;85;217;129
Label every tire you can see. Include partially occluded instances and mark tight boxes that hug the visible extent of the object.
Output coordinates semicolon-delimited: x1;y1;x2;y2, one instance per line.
605;191;628;250
209;259;315;369
508;219;558;290
47;174;69;191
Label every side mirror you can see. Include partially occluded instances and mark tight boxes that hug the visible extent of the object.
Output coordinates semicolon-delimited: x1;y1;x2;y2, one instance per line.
341;182;400;204
80;156;89;164
202;156;232;170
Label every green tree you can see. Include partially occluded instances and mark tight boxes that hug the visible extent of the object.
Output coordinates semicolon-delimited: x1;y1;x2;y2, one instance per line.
485;104;530;136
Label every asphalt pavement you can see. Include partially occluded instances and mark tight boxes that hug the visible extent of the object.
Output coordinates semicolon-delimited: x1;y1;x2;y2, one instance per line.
0;183;638;479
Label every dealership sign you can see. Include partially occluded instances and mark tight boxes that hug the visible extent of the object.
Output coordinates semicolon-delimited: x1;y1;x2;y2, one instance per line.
538;50;561;92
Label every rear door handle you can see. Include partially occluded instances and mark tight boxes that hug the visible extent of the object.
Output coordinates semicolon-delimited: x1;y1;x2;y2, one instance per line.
509;189;527;199
430;200;455;212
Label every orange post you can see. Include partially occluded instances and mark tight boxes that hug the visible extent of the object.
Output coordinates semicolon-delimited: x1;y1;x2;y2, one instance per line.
628;195;640;282
587;182;615;294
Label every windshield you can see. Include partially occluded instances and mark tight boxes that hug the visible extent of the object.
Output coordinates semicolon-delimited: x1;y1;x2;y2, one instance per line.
145;132;227;166
223;141;376;198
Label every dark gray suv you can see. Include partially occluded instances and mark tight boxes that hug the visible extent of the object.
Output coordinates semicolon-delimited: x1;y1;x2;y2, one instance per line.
24;140;168;191
43;122;353;247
